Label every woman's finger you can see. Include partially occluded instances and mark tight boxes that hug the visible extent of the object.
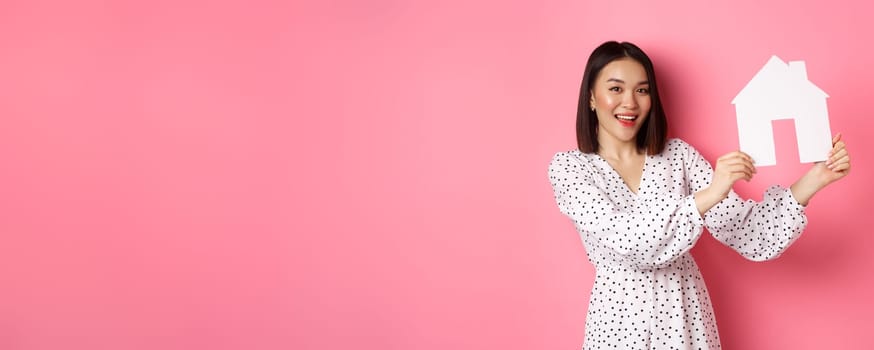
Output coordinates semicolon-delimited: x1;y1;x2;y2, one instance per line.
828;154;850;169
734;151;754;164
828;141;846;157
725;164;754;178
730;170;753;182
721;158;757;174
831;162;850;172
718;151;754;164
829;148;848;164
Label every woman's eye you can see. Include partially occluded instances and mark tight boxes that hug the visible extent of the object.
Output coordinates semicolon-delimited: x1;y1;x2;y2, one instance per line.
637;88;650;94
609;87;621;92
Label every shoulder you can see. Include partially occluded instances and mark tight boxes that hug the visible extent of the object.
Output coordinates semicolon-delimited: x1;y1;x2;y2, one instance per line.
550;150;589;167
549;150;595;175
661;138;705;159
664;138;695;153
548;150;599;187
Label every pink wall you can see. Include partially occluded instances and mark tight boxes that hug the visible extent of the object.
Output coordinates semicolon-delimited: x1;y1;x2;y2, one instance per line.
0;0;871;349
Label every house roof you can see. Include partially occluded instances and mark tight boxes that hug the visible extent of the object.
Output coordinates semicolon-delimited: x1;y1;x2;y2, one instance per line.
732;55;828;105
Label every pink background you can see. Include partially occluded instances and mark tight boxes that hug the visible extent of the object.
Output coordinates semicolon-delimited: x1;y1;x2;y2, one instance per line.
1;0;871;349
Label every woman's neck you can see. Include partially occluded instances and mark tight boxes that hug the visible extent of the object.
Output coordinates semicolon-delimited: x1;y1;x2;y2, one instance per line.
597;138;642;160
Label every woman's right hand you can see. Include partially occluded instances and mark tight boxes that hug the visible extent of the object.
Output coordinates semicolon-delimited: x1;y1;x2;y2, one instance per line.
708;151;757;199
694;151;756;216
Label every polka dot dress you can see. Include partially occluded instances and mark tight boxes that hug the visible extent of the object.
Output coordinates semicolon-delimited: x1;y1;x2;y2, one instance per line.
548;139;807;349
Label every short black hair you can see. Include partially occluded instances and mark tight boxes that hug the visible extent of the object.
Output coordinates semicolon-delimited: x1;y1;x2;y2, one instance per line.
576;41;668;155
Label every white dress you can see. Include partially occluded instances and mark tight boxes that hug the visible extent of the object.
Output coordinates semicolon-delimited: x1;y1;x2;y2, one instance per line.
548;139;807;349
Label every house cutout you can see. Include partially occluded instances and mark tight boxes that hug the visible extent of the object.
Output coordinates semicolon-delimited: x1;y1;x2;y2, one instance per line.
732;55;832;166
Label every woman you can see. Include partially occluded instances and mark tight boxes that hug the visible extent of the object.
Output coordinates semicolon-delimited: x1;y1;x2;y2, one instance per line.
548;41;850;349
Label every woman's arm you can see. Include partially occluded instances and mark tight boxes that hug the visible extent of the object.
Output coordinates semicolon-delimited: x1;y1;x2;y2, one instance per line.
549;152;705;269
686;135;851;261
682;142;805;261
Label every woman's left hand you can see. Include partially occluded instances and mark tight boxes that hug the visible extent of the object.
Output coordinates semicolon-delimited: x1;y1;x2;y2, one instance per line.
790;133;850;206
810;133;851;187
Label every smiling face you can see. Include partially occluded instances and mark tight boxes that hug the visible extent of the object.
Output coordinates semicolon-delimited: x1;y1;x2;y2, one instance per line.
589;58;652;147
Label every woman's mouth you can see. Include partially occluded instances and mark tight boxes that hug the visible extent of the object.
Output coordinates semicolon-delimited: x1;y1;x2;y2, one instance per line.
615;114;638;127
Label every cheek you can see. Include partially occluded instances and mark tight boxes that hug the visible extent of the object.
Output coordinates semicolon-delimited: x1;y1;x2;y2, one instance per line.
597;95;619;108
640;96;653;112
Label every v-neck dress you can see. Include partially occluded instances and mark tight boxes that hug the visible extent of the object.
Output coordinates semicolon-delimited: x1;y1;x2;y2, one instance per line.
548;139;807;349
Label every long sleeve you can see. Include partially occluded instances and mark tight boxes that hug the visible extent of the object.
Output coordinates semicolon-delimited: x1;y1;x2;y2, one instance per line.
682;143;808;261
549;151;705;269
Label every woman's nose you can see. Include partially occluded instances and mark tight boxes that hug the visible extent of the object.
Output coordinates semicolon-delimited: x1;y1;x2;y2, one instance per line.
622;92;638;108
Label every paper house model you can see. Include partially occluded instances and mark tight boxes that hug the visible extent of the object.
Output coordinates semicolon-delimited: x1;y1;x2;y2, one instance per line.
732;55;832;166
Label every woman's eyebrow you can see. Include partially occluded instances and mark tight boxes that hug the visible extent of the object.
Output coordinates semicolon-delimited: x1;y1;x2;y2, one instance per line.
606;78;649;85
